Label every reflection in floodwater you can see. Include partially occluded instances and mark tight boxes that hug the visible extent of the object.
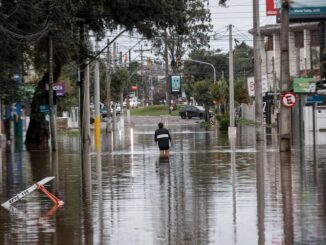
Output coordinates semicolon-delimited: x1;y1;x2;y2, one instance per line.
256;141;265;245
0;124;326;244
280;152;294;245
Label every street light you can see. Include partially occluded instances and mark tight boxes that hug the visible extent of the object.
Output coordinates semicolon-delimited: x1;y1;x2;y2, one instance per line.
186;58;216;83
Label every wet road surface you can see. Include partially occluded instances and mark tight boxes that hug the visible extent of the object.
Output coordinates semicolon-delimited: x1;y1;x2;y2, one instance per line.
0;116;326;244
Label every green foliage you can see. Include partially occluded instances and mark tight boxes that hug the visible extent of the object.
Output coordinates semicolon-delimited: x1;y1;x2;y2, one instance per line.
192;80;213;106
234;77;250;105
111;68;129;102
200;121;213;130
152;0;213;72
218;114;229;131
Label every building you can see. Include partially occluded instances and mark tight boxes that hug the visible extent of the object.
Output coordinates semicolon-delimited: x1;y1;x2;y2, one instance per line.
255;22;321;90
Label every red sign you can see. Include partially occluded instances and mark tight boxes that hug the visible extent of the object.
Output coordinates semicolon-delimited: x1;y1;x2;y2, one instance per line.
281;92;297;108
266;0;278;16
131;85;138;91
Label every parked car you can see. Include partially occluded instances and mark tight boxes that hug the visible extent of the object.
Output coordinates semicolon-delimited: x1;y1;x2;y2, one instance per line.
130;99;141;108
179;105;212;119
110;103;121;115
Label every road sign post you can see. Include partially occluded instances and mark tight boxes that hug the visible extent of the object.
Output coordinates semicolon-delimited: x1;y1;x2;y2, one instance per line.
1;177;63;210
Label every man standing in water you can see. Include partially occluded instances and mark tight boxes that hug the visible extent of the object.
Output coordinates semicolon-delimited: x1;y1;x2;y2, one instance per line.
154;122;172;157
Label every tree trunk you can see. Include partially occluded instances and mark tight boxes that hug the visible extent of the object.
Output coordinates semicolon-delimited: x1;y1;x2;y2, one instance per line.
25;65;61;151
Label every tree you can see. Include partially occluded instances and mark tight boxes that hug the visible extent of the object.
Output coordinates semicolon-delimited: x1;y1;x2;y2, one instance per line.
111;68;128;102
192;80;213;121
152;0;213;72
0;0;194;149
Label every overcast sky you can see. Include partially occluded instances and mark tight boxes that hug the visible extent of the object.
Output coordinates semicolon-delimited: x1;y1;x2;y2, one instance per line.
209;0;277;52
97;0;278;61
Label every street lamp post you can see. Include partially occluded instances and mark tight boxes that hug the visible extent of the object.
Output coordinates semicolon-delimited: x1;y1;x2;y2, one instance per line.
187;58;216;83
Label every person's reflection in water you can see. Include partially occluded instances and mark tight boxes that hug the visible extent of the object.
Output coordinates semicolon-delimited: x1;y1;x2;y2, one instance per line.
156;155;170;175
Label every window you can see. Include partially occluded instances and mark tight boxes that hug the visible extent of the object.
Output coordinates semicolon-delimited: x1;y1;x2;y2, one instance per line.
311;30;320;47
294;32;304;48
265;36;273;51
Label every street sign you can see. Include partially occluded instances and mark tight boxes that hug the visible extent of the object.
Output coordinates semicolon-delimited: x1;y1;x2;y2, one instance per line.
293;77;315;93
306;95;324;105
131;85;138;91
45;82;65;96
1;177;55;209
280;92;297;108
40;105;49;113
247;75;269;97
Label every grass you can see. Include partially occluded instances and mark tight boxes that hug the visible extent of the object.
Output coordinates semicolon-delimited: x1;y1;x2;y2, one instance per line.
63;130;80;136
130;105;179;116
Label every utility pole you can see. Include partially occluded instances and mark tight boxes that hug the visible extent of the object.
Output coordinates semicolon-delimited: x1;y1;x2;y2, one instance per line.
253;0;264;141
94;41;101;151
279;0;291;152
272;57;278;112
229;25;235;130
79;23;84;132
82;59;90;144
164;32;170;110
112;42;117;131
320;22;326;80
134;44;151;107
106;39;112;133
48;33;57;151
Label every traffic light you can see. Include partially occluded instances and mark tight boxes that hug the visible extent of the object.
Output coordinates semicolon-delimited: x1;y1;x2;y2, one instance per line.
176;56;182;69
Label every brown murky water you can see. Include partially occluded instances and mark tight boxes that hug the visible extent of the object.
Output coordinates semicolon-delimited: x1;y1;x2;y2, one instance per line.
0;118;326;244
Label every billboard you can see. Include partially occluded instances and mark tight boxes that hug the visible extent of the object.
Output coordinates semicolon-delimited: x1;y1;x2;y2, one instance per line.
293;77;316;93
266;0;278;16
276;0;326;21
170;75;181;94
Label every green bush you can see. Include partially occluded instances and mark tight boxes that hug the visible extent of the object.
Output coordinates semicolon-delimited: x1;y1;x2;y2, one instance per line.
219;114;229;131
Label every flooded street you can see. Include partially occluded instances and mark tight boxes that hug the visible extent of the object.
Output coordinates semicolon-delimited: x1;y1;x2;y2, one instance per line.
1;117;326;244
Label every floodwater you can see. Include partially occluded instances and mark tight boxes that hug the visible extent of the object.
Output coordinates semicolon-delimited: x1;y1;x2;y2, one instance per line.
0;117;326;245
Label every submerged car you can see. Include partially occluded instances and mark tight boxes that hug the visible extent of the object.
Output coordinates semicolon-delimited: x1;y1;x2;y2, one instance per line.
179;105;212;119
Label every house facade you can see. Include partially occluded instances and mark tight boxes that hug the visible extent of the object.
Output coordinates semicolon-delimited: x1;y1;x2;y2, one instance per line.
258;22;321;90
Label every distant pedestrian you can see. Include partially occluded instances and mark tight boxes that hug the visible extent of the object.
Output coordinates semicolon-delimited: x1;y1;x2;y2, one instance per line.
154;122;172;157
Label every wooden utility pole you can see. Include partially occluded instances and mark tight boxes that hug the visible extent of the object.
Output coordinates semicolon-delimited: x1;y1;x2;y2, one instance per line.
279;0;291;152
48;33;57;151
229;25;235;129
253;0;264;141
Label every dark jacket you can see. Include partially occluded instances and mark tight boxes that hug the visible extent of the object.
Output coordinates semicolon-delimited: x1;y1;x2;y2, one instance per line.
155;128;171;149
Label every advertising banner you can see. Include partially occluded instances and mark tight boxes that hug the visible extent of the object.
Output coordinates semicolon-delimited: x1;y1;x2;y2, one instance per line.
276;0;326;21
45;82;65;96
293;77;316;93
266;0;278;16
170;75;181;94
